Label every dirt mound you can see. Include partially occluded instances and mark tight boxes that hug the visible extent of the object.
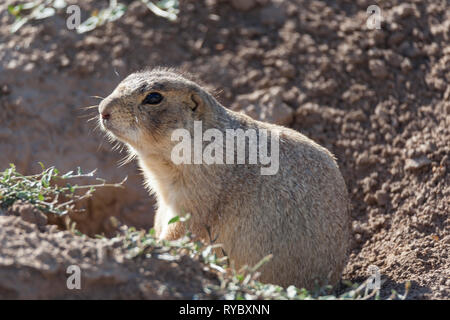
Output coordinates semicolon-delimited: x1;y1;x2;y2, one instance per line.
0;0;448;298
0;208;218;299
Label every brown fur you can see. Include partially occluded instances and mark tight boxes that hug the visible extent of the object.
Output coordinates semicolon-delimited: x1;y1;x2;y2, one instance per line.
98;67;351;289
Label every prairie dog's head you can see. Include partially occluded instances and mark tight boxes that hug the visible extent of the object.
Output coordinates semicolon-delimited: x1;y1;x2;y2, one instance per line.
98;68;215;156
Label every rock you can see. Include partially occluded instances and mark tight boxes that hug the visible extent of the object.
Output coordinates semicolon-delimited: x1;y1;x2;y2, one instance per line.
369;59;389;79
405;157;431;171
275;60;296;78
235;89;265;106
241;102;294;126
356;152;375;166
230;0;256;11
399;41;421;58
416;142;435;155
282;86;302;106
352;221;363;233
384;51;403;67
392;4;419;19
234;87;295;126
388;32;406;46
127;0;151;17
11;201;48;227
260;4;286;26
0;84;10;95
354;233;363;243
375;190;389;206
59;55;70;67
401;58;413;72
364;194;377;205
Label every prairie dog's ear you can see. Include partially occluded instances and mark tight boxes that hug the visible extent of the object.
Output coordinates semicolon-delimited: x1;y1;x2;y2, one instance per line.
187;90;204;112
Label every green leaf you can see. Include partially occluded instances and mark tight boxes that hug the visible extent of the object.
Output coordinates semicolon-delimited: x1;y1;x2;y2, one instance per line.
52;0;67;9
41;175;49;188
168;216;180;225
157;0;179;10
142;0;178;21
10;16;29;33
33;6;56;20
61;171;74;178
45;168;54;184
76;16;100;34
108;4;126;22
8;4;24;17
66;183;74;193
22;2;39;10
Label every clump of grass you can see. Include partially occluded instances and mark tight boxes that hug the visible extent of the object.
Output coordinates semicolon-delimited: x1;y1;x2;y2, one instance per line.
7;0;180;33
120;217;411;300
7;0;66;33
141;0;179;22
75;0;127;34
0;163;126;215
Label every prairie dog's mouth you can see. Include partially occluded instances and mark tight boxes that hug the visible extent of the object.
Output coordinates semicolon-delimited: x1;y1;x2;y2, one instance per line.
100;115;114;130
100;115;140;146
99;114;118;135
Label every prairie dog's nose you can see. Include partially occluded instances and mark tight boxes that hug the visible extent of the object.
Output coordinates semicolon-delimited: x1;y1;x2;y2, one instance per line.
99;97;116;120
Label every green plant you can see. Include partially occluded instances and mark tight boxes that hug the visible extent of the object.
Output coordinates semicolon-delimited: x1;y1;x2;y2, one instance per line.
75;0;127;34
121;216;411;300
141;0;178;22
8;0;66;33
7;0;180;33
0;163;126;215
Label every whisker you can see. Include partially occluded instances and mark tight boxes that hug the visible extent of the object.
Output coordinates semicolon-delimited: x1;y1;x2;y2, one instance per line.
81;105;99;110
97;131;116;152
78;112;97;119
97;139;105;152
118;152;136;167
93;121;101;133
87;115;99;122
90;96;105;100
112;142;121;152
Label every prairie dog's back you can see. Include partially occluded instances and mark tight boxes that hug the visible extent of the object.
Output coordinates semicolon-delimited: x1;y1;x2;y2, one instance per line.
209;118;350;288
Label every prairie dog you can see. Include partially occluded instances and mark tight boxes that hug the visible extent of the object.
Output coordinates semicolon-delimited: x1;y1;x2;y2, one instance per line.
98;68;350;289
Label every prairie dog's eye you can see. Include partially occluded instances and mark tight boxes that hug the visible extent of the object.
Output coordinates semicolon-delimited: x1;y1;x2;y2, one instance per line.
142;92;163;105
